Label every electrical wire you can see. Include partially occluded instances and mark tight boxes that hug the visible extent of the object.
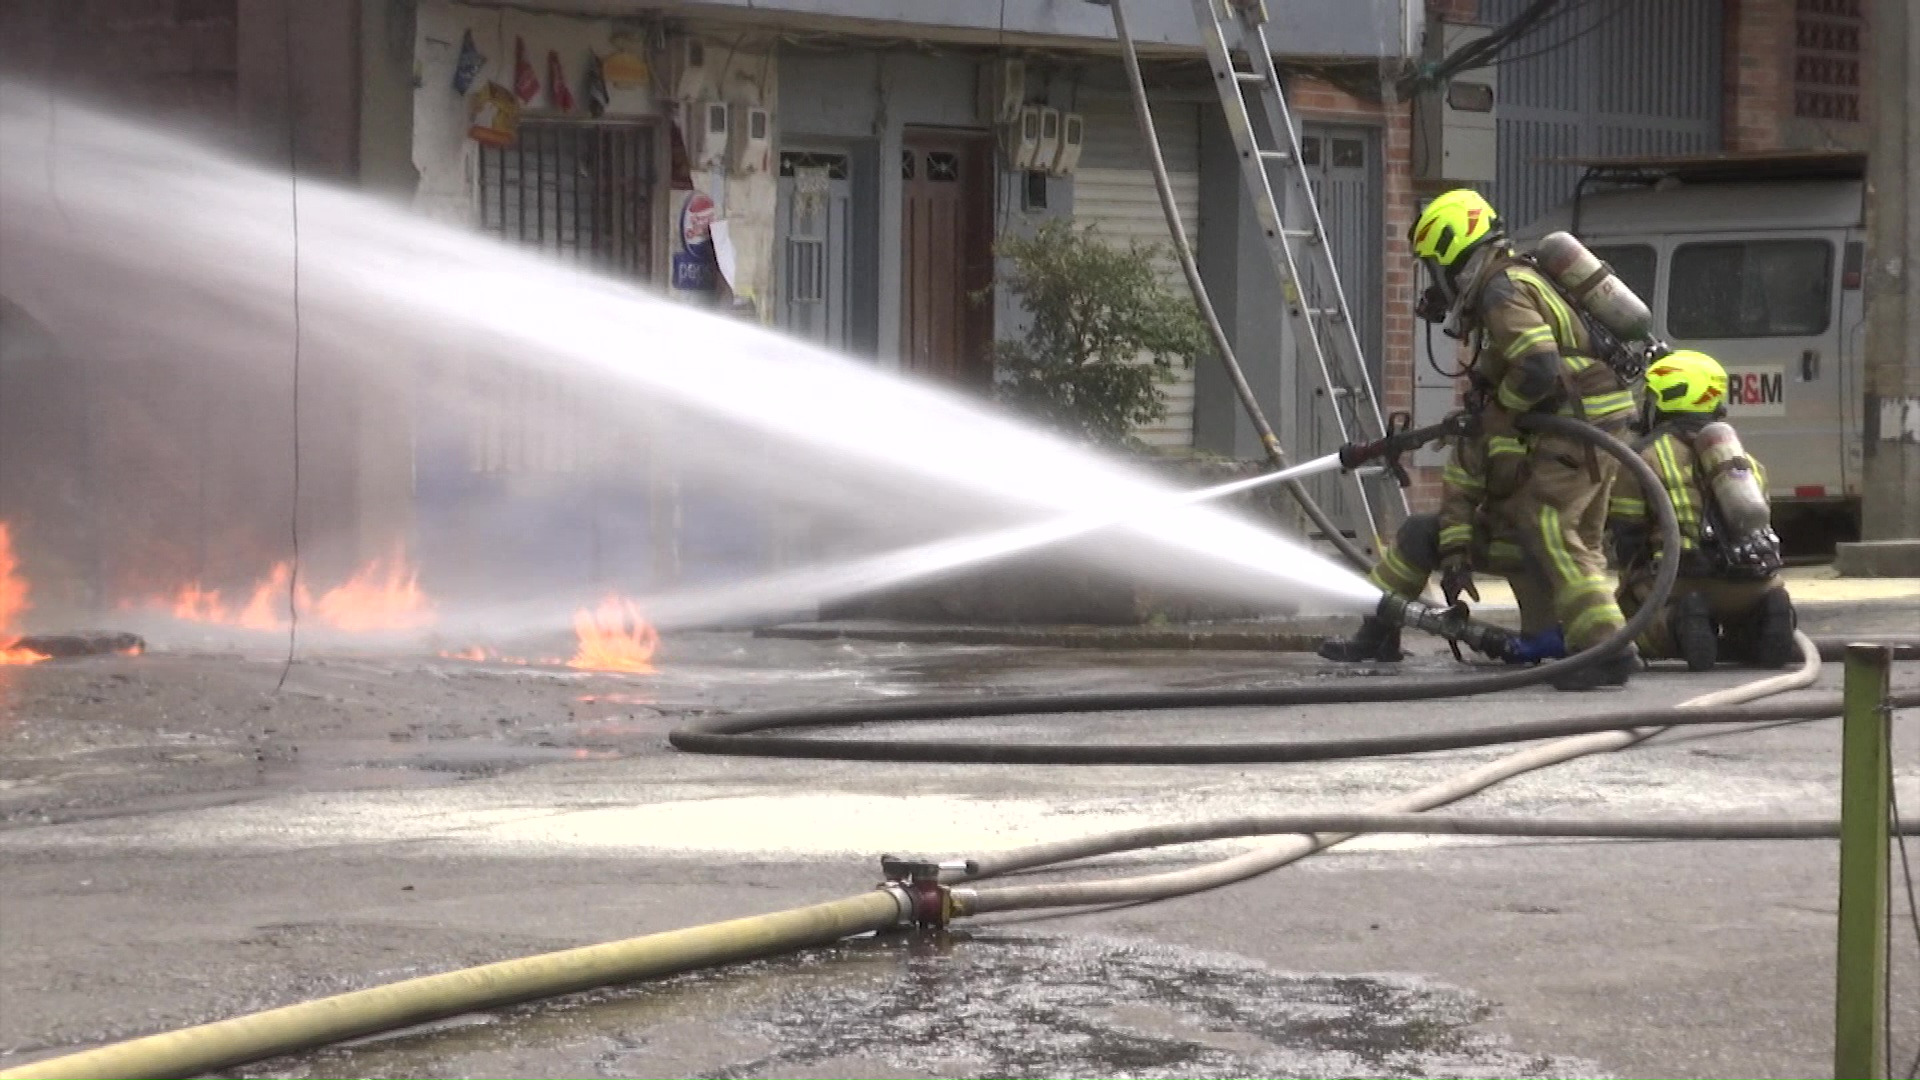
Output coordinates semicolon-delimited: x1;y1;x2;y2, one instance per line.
1893;773;1920;1079
1481;0;1642;69
273;2;303;694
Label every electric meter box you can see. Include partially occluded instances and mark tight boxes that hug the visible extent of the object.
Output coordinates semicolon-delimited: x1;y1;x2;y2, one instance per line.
693;100;729;169
674;37;710;101
1006;105;1043;170
731;105;771;173
1415;22;1497;185
1034;108;1062;173
978;58;1025;125
1049;112;1085;176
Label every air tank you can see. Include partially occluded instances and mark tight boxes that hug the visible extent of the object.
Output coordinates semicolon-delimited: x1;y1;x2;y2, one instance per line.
1531;231;1656;343
1694;421;1782;574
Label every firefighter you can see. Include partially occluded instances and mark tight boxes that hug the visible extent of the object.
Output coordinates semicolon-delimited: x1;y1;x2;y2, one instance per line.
1609;349;1797;669
1319;411;1558;662
1406;189;1641;690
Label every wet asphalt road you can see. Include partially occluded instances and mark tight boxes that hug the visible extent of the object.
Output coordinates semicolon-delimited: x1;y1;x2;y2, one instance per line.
1;626;1917;1079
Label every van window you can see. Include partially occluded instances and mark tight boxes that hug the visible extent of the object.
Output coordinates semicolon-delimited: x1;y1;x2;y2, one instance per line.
1589;244;1656;307
1669;239;1833;338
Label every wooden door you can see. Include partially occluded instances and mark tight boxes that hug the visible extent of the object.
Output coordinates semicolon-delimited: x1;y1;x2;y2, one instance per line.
900;131;993;387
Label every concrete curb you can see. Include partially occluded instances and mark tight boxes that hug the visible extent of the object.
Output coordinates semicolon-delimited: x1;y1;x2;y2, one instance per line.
1833;539;1920;577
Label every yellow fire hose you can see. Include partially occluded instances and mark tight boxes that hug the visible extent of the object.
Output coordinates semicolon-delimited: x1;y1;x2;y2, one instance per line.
0;890;908;1080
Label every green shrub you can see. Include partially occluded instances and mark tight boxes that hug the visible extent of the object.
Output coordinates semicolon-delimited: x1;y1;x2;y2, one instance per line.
988;220;1210;447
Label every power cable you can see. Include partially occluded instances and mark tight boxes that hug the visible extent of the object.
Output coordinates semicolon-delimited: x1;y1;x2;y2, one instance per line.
1481;0;1641;69
1893;773;1920;1079
273;1;303;694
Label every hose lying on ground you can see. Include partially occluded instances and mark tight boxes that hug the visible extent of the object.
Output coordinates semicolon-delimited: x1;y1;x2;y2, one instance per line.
955;810;1920;882
0;892;913;1080
949;631;1833;916
12;630;1889;1079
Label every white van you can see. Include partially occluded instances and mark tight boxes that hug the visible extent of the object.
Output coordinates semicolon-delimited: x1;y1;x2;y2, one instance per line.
1519;153;1868;549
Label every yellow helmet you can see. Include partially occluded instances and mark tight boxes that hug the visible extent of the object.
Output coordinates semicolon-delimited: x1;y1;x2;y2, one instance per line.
1409;189;1501;267
1645;349;1728;414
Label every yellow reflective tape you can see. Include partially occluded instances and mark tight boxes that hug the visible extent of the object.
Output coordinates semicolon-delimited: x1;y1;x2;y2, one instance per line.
1537;505;1581;584
1498;381;1542;411
1488;435;1527;455
1567;606;1622;642
1502;325;1557;359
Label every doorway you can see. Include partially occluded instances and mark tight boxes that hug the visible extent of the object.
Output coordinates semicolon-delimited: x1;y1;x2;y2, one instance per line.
900;129;994;387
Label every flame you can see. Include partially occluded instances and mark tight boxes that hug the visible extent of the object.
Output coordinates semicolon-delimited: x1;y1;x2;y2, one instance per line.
164;562;303;631
0;523;49;666
567;595;659;674
314;552;432;632
134;549;434;634
440;646;496;663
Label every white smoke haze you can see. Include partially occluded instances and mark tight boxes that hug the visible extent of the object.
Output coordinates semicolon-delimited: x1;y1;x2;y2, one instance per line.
0;81;1377;652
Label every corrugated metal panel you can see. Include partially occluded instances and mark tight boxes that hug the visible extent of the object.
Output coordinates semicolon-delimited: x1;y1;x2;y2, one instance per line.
1482;0;1722;232
1073;99;1203;448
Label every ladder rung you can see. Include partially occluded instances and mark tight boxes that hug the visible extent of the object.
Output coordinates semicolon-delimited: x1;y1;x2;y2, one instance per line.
1233;70;1268;85
1279;228;1315;239
1258;150;1294;164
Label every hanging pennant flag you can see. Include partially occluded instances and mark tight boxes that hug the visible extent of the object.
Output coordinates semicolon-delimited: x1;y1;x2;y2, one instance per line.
546;50;576;113
452;29;485;94
584;52;611;119
512;37;540;103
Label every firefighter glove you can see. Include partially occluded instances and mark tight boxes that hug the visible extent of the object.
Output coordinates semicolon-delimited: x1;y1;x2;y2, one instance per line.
1439;554;1480;608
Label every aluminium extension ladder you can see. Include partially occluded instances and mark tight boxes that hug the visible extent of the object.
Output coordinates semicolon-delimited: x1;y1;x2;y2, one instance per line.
1185;0;1411;545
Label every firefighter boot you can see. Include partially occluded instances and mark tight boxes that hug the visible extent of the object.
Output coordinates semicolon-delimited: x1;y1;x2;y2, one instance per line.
1670;591;1718;672
1317;617;1403;663
1751;588;1798;669
1549;643;1641;692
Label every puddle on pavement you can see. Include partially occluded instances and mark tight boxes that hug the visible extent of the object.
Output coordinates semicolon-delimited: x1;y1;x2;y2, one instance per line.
239;933;1603;1079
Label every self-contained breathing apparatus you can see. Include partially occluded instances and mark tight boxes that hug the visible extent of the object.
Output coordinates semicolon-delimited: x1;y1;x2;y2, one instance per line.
1428;230;1667;397
1690;421;1785;580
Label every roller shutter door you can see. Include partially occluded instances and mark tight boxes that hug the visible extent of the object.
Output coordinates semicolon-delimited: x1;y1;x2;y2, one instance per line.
1072;98;1203;449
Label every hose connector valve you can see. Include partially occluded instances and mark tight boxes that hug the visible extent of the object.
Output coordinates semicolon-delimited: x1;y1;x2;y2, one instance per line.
879;855;969;929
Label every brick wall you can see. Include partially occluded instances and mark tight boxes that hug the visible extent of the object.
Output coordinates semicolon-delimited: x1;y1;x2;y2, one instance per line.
1289;76;1443;513
1724;0;1793;150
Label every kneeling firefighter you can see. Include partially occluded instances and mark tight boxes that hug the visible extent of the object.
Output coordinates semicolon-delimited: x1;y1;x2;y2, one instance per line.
1319;407;1559;663
1332;189;1646;690
1609;350;1797;669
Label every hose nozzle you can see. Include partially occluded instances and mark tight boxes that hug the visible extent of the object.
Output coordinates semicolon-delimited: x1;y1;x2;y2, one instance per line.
1376;593;1519;661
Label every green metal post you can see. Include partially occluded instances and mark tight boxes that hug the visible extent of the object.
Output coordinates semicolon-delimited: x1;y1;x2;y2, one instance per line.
1835;642;1891;1080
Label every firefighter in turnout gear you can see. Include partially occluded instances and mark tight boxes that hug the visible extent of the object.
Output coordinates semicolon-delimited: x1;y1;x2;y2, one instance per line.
1609;350;1797;669
1319;395;1559;663
1408;189;1641;690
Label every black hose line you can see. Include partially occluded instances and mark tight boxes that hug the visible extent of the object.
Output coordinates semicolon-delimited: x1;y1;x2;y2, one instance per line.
671;690;1918;766
671;414;1687;763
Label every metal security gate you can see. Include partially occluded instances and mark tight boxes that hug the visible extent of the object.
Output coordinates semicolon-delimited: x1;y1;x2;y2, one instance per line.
1073;98;1204;449
1290;123;1383;529
1483;0;1722;231
478;120;654;281
776;150;853;350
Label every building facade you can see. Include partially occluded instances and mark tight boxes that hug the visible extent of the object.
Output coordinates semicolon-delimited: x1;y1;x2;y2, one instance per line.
0;0;1876;618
